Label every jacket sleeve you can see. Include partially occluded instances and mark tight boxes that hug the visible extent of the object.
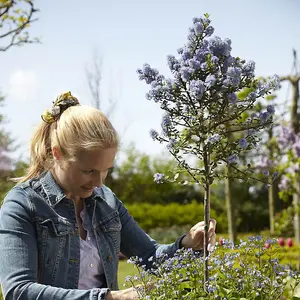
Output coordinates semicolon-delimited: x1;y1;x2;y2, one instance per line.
0;187;109;300
114;193;186;269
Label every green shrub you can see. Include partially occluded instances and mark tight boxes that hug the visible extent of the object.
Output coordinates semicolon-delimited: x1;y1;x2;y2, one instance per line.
126;201;227;232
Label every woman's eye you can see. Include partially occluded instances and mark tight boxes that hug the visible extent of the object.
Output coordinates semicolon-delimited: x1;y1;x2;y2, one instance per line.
83;170;94;174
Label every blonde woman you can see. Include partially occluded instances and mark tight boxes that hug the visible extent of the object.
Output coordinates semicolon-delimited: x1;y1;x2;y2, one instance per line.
0;92;216;300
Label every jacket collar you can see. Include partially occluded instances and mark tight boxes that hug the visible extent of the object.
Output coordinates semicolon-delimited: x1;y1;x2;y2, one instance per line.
39;171;67;206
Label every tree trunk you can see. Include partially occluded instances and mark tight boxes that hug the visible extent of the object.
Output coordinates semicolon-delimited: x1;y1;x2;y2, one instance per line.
293;183;300;244
268;183;275;235
225;168;236;242
290;78;300;243
268;128;275;235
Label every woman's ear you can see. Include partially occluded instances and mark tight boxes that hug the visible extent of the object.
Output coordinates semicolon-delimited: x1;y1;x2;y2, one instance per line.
52;146;62;161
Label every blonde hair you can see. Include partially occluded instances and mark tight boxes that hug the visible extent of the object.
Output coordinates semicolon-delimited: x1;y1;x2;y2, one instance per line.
19;105;119;182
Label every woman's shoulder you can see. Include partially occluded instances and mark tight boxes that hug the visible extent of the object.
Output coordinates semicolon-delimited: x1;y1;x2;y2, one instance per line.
94;185;121;211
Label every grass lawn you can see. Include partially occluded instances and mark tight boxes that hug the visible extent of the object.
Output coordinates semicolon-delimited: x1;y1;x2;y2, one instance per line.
118;259;138;289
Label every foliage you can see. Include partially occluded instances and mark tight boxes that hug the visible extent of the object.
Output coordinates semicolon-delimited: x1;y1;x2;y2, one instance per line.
0;161;28;205
274;206;295;236
0;0;40;51
126;236;300;299
126;201;227;232
108;144;202;204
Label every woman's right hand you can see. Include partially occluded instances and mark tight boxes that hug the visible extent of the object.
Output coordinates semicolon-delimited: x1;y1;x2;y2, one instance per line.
106;287;139;300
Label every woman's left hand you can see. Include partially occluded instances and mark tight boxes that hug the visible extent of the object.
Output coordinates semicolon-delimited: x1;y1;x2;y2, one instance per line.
181;219;217;251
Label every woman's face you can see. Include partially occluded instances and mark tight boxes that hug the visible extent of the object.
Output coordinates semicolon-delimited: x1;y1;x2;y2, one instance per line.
53;147;117;199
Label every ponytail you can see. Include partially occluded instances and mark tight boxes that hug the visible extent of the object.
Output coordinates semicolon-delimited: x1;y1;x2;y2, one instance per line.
17;121;53;183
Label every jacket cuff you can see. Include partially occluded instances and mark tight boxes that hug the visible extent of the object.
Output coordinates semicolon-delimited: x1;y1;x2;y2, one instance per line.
92;288;110;300
176;233;187;249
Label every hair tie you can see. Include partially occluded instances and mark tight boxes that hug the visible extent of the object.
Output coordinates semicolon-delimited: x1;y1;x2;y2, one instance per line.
41;91;80;124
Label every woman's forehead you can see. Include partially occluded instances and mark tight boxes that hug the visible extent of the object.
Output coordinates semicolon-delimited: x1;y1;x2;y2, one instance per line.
75;148;116;168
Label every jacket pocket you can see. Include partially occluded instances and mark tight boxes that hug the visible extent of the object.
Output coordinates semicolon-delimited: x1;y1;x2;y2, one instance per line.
97;211;122;254
36;218;75;285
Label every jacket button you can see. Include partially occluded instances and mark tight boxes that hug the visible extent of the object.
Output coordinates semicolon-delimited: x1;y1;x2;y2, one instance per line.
107;255;113;262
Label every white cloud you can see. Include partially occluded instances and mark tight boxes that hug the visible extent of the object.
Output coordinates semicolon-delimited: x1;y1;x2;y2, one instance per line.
8;70;39;101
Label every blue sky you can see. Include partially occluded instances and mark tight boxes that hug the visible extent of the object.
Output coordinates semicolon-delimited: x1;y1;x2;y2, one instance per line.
0;0;300;162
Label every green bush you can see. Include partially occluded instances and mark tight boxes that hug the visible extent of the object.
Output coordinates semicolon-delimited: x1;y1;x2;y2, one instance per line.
126;201;227;233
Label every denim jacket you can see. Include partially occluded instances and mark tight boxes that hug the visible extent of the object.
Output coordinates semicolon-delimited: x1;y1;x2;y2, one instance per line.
0;171;185;300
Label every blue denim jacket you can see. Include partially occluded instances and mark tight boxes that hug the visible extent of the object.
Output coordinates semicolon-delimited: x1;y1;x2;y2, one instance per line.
0;171;185;300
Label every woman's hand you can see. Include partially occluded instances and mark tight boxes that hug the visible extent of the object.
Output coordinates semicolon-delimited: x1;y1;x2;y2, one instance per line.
181;219;217;251
106;287;139;300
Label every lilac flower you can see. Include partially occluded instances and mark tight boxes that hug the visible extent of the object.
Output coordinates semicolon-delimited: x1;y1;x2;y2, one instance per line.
278;175;290;191
239;138;248;149
242;60;255;77
247;128;256;135
211;56;219;64
149;129;159;140
167;55;180;71
292;137;300;157
222;55;235;73
137;64;159;84
262;170;270;176
228;92;237;104
205;25;215;36
259;111;270;123
161;113;171;134
207;285;216;293
194;22;204;34
267;105;275;115
228;154;238;164
277;126;296;147
205;74;216;88
167;138;177;150
207;133;221;143
270;74;280;90
200;62;208;71
208;36;231;57
272;172;279;178
154;173;164;183
224;67;242;87
180;67;194;82
145;86;163;102
182;50;191;61
189;79;205;98
192;17;202;24
188;59;201;70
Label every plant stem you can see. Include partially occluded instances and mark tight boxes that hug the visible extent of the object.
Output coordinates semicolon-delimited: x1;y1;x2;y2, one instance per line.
203;148;210;291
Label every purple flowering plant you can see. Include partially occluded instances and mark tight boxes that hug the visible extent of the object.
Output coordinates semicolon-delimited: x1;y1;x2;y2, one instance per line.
125;237;300;299
137;13;280;287
276;125;300;198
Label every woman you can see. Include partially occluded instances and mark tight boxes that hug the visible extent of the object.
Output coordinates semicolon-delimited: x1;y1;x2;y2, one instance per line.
0;92;216;300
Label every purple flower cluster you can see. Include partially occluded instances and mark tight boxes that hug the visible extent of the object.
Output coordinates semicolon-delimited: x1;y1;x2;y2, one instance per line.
277;125;300;158
154;173;164;183
126;237;299;299
138;13;278;191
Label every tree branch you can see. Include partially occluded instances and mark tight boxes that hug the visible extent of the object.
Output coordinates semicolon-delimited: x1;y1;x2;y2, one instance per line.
0;0;40;51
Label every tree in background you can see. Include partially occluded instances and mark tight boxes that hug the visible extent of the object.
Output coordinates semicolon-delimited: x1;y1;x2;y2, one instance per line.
0;0;40;209
0;0;40;51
